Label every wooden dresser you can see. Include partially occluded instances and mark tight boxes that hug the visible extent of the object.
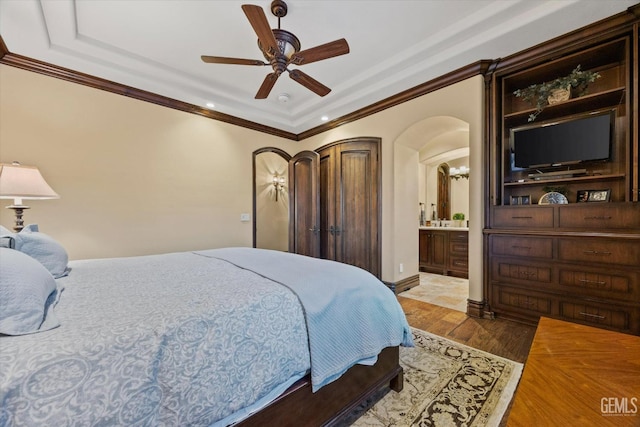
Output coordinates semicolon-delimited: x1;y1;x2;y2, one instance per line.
485;19;640;335
488;203;640;335
508;317;640;426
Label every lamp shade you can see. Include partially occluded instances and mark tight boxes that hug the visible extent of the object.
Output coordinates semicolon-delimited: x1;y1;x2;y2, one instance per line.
0;162;59;205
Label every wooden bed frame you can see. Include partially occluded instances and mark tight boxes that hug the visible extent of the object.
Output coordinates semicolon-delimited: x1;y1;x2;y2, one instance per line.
236;346;403;426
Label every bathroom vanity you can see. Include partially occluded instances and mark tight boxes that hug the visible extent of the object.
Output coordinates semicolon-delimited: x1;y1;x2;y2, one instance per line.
418;226;468;278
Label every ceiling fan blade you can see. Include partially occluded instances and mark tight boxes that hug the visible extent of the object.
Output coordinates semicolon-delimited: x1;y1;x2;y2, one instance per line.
255;72;279;99
201;55;266;66
241;4;279;56
290;38;350;66
288;69;331;97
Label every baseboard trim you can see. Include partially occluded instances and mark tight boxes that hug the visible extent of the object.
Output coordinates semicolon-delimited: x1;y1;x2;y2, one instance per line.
384;274;420;295
466;299;485;318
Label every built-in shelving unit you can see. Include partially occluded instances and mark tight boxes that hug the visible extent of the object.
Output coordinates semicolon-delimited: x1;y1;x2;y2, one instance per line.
498;36;630;206
485;10;639;335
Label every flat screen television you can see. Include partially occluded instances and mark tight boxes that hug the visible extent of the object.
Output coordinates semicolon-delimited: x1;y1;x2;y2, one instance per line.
511;110;614;170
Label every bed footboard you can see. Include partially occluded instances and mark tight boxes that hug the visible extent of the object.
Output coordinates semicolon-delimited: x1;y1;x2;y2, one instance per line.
235;346;402;427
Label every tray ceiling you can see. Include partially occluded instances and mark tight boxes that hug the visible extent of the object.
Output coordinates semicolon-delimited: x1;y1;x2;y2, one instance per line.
0;0;636;134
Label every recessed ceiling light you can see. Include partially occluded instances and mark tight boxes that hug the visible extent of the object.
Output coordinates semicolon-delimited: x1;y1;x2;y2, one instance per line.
206;102;215;109
321;115;329;121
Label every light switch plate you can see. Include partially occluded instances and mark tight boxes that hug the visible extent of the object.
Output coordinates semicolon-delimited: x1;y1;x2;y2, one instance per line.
240;213;251;222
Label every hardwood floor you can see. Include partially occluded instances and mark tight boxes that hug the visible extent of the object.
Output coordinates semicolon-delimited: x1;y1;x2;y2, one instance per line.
398;296;536;364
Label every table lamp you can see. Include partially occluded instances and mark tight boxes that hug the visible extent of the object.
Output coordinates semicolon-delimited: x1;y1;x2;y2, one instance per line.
0;161;59;232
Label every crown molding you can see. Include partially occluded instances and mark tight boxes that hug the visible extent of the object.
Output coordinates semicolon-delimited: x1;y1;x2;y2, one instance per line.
0;36;298;140
0;34;489;141
4;2;637;142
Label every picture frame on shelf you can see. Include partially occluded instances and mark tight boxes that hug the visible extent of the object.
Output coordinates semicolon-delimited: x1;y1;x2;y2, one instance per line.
577;190;590;203
586;189;611;202
510;195;531;205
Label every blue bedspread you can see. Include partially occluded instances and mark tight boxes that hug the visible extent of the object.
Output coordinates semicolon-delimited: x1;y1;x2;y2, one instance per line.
1;251;310;426
0;248;412;426
197;248;413;391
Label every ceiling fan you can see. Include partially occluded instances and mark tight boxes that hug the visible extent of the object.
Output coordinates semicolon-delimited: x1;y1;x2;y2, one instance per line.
201;0;350;99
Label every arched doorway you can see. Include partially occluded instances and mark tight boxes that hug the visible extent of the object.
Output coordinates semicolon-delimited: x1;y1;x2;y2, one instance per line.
392;114;479;310
252;147;291;251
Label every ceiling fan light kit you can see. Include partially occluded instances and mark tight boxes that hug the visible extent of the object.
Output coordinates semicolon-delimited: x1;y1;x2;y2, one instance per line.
201;0;349;99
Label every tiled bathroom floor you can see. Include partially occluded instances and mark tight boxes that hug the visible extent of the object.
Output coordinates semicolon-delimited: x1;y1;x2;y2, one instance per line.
399;272;469;312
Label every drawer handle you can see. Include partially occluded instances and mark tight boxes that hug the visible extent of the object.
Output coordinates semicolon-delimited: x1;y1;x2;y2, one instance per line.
578;279;607;286
511;216;533;219
512;245;531;250
582;250;612;256
520;271;536;277
584;216;612;220
579;312;606;320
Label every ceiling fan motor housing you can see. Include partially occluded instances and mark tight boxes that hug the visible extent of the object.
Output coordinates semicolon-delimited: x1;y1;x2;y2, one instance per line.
258;29;300;74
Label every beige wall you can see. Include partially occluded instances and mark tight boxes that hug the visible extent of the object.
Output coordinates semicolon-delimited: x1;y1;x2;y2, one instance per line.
1;65;483;297
0;65;299;259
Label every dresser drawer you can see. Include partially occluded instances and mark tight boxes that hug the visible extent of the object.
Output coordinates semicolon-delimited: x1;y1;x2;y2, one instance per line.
492;259;552;284
493;286;553;316
558;267;639;301
492;206;554;229
449;231;468;242
558;203;640;230
491;235;553;259
558;238;640;267
449;241;468;255
449;255;468;271
559;301;635;333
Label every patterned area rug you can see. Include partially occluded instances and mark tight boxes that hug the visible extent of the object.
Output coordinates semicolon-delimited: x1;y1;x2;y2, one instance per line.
343;328;523;427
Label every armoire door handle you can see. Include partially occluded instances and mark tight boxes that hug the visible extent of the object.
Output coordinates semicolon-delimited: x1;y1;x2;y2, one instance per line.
329;225;341;236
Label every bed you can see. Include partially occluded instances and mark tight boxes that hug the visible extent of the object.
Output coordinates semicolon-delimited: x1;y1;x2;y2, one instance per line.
0;230;412;427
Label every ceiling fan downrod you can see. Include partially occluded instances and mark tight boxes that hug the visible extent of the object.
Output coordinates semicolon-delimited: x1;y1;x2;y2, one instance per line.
270;0;288;29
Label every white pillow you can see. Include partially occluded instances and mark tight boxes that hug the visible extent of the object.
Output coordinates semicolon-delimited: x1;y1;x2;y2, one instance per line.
12;225;69;278
0;248;61;335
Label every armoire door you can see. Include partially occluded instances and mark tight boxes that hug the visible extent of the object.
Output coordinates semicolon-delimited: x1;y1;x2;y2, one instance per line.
288;150;320;257
319;138;380;278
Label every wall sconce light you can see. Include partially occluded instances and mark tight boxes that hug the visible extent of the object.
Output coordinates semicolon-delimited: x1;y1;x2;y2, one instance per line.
0;161;60;232
272;174;286;201
449;166;470;180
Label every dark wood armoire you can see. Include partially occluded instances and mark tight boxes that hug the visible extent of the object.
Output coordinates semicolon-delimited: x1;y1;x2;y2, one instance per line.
289;137;381;278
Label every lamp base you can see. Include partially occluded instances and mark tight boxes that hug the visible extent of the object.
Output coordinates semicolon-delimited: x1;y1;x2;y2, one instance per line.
6;205;29;233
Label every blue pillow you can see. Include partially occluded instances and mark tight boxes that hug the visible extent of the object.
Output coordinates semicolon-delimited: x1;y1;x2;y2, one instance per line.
0;225;15;249
12;225;69;278
0;248;61;335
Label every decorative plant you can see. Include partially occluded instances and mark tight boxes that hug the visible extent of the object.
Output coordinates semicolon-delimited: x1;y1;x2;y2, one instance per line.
452;213;465;221
513;65;601;122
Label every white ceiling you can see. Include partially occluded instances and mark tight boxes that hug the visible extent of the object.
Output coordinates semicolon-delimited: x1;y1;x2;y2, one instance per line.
1;0;636;134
